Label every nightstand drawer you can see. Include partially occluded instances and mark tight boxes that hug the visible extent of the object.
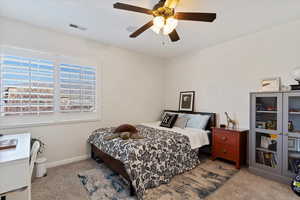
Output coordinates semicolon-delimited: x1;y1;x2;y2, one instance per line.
214;142;236;161
214;131;236;145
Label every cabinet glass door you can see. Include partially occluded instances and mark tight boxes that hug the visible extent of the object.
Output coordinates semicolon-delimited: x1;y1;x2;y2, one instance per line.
255;132;280;169
251;93;282;173
255;96;278;131
283;93;300;177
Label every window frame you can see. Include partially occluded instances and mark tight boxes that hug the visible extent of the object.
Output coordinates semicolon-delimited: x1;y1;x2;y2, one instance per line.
0;45;101;129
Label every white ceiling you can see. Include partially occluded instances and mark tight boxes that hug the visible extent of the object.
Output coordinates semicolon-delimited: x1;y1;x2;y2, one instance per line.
1;0;300;58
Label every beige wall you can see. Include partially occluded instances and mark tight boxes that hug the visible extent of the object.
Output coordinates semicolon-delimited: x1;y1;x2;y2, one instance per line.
2;16;300;166
0;17;165;166
164;20;300;129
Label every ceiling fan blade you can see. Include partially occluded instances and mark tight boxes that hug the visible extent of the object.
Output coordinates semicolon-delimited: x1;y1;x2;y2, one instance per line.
164;0;180;9
175;12;216;22
113;2;153;15
130;21;154;38
169;29;180;42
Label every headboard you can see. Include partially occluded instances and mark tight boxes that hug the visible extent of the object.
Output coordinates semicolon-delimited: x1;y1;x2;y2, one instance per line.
163;110;216;131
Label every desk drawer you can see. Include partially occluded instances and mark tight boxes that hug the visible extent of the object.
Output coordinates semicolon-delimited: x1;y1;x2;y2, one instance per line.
0;159;29;194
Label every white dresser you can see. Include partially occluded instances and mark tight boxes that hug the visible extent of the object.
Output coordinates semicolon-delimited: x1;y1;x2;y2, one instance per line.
0;133;31;200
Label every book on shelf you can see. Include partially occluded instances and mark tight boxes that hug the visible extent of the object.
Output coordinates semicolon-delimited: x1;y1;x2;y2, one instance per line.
289;158;300;174
259;134;277;151
260;135;270;149
264;153;272;166
289;159;297;173
256;149;277;168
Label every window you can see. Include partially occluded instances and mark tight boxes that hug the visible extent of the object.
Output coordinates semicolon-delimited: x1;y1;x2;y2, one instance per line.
59;63;96;112
0;46;98;127
0;55;55;116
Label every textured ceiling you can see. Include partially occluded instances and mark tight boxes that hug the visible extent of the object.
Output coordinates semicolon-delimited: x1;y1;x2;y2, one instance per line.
1;0;300;58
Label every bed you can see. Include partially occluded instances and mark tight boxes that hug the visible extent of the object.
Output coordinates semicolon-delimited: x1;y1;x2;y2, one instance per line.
88;110;216;199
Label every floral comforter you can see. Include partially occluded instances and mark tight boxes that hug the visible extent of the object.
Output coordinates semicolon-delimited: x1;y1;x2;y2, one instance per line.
87;125;200;199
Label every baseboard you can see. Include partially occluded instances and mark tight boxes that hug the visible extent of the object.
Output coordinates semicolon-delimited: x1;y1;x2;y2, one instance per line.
249;166;291;184
46;154;90;168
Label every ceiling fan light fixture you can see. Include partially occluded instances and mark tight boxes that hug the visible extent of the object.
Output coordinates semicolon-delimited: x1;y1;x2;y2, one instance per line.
153;16;165;29
163;17;178;35
151;25;161;34
113;1;216;42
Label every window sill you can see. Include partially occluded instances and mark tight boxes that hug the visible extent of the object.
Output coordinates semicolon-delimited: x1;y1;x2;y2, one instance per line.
0;118;101;130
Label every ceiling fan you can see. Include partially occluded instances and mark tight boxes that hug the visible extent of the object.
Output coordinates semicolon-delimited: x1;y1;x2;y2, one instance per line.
113;0;216;42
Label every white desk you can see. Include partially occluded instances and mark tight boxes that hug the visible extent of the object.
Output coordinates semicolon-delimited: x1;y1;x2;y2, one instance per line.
0;133;31;200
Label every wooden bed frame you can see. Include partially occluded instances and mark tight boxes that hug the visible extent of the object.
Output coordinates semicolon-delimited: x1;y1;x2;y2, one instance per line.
90;110;216;196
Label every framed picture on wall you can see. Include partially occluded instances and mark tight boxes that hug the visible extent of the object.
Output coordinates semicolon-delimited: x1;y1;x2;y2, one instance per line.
259;77;281;92
179;91;195;112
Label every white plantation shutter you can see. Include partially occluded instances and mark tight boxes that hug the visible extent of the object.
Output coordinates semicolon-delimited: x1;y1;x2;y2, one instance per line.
0;46;98;127
59;64;96;112
0;55;55;116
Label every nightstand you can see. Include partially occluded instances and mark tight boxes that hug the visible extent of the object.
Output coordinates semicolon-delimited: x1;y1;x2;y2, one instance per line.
211;127;248;169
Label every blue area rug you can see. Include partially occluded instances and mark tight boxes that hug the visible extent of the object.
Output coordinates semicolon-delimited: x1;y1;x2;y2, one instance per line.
78;160;237;200
78;163;136;200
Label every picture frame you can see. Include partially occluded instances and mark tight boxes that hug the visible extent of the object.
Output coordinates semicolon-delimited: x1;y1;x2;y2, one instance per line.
179;91;195;112
259;77;281;92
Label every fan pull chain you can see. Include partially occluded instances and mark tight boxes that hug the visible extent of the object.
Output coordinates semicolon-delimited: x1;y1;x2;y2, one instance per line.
161;34;166;46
